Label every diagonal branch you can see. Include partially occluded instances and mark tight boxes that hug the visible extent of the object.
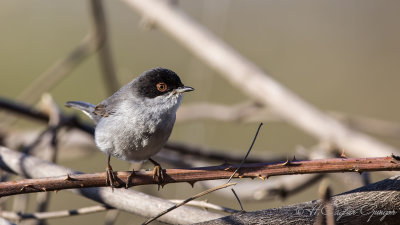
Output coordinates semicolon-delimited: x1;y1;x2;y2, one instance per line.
89;0;119;94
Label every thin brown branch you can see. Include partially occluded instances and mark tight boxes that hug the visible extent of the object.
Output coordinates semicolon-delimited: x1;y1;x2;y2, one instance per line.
228;123;262;182
1;153;400;197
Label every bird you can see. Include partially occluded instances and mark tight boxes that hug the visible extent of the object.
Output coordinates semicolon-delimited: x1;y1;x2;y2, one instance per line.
65;67;194;188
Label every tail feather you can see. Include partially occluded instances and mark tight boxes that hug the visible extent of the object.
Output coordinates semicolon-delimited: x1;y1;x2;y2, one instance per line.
65;101;96;120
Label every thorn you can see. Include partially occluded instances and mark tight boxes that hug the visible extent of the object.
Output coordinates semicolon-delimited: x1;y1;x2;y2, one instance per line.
188;181;196;188
258;175;266;181
224;166;233;171
340;149;347;158
64;174;73;181
281;157;292;166
352;165;360;172
391;153;400;161
41;187;47;192
292;155;297;161
20;184;34;191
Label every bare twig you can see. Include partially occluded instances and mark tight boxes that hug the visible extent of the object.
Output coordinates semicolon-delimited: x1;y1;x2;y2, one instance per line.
228;123;262;182
230;189;244;212
142;183;236;225
226;123;263;212
0;205;113;221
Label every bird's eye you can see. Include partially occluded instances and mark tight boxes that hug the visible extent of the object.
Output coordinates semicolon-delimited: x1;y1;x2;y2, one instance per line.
156;82;168;92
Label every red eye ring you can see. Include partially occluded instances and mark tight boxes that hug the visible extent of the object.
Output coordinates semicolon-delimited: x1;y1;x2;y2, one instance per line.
156;82;168;92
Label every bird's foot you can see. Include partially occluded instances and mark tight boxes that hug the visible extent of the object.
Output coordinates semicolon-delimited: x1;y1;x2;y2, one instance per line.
152;164;164;181
152;164;165;190
106;164;121;190
149;158;165;190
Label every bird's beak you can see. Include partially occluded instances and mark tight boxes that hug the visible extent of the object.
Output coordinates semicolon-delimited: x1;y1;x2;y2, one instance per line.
176;86;195;93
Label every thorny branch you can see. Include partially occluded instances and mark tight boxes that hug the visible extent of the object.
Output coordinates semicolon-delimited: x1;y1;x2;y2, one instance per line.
1;149;400;197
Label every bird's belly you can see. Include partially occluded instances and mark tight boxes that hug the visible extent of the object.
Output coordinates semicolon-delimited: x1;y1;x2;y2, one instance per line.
94;113;174;162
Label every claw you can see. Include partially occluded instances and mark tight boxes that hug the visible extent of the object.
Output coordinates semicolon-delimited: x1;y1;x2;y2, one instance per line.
153;165;164;181
149;158;165;190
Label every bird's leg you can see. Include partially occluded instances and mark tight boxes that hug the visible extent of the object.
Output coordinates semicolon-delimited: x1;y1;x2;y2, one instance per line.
149;158;164;189
106;155;120;189
125;167;135;189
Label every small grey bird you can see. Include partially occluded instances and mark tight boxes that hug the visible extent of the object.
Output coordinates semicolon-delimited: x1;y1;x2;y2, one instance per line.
65;67;194;188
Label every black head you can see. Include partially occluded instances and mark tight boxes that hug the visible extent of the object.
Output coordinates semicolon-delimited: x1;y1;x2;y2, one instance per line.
132;68;193;98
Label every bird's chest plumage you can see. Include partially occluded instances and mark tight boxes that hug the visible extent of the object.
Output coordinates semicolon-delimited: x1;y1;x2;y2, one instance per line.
94;95;181;161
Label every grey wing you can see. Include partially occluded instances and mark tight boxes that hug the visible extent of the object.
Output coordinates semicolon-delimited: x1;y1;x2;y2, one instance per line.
66;82;130;123
65;101;104;124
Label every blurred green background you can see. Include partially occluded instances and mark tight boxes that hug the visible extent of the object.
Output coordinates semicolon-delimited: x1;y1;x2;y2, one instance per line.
1;0;400;224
